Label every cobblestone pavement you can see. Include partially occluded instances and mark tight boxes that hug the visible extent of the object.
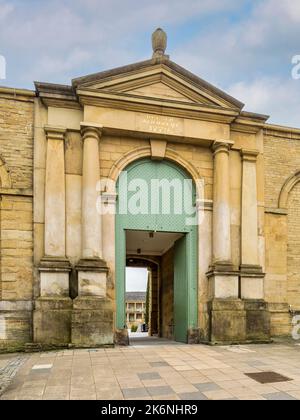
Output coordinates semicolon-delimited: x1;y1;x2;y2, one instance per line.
1;339;300;400
0;354;27;396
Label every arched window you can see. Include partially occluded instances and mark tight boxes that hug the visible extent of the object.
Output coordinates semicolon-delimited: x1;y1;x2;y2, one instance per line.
280;171;300;310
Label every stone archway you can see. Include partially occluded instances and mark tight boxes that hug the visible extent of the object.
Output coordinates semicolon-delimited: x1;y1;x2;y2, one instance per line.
108;146;202;195
126;256;159;336
115;157;198;343
279;171;300;311
278;170;300;209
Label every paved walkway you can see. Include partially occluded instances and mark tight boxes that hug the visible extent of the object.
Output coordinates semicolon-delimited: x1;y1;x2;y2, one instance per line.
1;339;300;400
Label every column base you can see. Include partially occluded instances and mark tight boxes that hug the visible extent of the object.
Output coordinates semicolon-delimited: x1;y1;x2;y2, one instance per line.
208;299;246;344
240;265;265;300
115;328;129;346
244;300;271;342
207;298;271;344
71;297;114;348
39;257;71;297
75;258;108;297
33;297;72;346
207;264;239;299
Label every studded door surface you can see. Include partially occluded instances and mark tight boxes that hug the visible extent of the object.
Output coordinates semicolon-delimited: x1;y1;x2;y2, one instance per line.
174;235;188;343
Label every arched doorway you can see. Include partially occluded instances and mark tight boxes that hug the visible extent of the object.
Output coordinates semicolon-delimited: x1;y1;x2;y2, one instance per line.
115;158;198;343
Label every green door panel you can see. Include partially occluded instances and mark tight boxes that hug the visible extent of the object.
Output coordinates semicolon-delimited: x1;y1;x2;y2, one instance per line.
117;159;196;233
116;158;198;338
115;227;126;329
174;235;188;343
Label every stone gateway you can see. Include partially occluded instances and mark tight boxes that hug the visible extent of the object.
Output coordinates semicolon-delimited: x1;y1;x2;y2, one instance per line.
0;29;299;351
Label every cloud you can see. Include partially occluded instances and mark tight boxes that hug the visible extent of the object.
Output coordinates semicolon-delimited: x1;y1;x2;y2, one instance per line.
0;0;240;85
228;77;300;128
0;0;299;127
0;1;14;20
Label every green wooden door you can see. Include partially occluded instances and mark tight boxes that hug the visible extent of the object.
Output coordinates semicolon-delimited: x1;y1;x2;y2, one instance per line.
116;158;198;341
174;235;188;342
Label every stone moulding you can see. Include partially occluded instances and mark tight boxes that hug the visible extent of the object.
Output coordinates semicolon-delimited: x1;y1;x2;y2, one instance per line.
278;170;300;209
108;145;201;186
265;208;288;215
38;257;72;272
75;258;108;273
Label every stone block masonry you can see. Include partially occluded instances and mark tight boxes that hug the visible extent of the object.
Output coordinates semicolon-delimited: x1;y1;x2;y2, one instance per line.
0;88;34;351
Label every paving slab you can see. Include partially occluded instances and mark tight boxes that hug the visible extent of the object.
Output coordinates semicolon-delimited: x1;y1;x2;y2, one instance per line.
0;339;300;400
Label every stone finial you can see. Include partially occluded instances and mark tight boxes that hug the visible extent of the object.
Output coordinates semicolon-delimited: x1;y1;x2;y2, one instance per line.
152;28;167;58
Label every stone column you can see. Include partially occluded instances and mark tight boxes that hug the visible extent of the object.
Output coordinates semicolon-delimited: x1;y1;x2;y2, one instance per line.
81;125;102;260
212;142;232;265
39;126;71;296
73;124;113;348
35;126;72;347
207;142;239;300
240;150;269;342
44;126;67;259
207;141;244;344
76;124;108;297
241;149;260;270
240;149;264;299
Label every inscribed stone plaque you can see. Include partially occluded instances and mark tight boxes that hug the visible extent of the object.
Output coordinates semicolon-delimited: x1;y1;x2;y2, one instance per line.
136;113;184;136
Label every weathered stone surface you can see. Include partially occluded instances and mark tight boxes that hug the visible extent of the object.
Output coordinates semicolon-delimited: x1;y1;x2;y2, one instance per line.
244;300;271;342
187;328;200;345
71;297;114;347
33;298;72;346
208;299;246;344
0;309;32;352
114;328;129;346
0;90;34;351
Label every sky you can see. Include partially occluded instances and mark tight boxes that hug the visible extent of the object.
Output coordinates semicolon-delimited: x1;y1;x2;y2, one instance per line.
126;268;148;292
0;0;300;127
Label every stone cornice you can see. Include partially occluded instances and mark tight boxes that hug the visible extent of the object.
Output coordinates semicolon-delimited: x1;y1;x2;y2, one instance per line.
0;86;35;103
79;91;237;124
35;81;80;110
72;59;244;110
77;89;240;124
231;112;269;134
264;124;300;140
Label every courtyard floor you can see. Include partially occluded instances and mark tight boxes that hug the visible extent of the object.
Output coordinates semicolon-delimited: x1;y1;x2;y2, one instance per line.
1;337;300;400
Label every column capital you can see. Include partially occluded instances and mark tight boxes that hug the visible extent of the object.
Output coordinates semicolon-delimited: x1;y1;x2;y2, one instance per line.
240;149;259;162
44;125;67;141
80;123;103;141
212;141;232;156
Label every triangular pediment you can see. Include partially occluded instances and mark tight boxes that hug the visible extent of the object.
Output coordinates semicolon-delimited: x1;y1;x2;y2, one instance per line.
73;59;244;111
125;81;195;103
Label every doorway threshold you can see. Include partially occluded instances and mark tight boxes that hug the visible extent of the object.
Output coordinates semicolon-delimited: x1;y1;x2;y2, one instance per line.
129;333;183;346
